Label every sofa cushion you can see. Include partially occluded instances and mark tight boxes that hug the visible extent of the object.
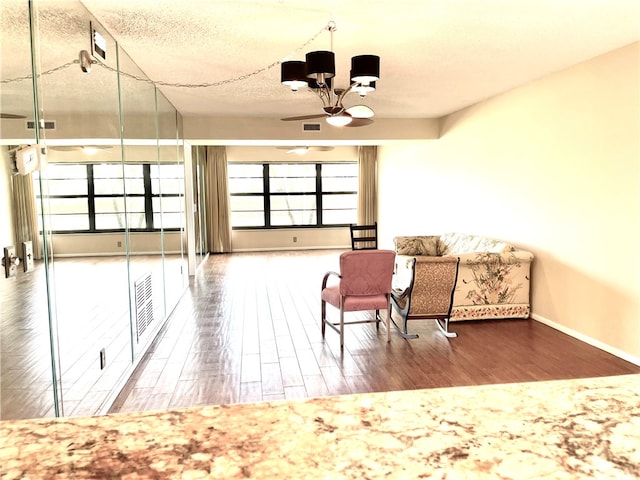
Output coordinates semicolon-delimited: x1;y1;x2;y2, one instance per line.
394;236;443;256
440;233;514;255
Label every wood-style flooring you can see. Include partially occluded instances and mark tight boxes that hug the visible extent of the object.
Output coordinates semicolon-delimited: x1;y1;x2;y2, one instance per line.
1;255;185;420
109;250;640;414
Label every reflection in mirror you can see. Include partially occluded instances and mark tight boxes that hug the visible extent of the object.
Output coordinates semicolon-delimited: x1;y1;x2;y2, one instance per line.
1;0;188;419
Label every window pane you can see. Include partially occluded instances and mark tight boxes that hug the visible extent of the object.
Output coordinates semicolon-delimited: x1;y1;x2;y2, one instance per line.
153;212;182;229
228;164;263;176
44;179;87;195
323;209;357;225
47;214;89;231
269;164;315;177
228;177;263;194
94;178;145;195
44;164;88;179
230;195;263;211
322;163;357;192
94;164;143;178
151;164;183;178
231;211;264;227
228;164;263;194
43;197;88;214
152;196;183;213
322;193;357;209
322;163;357;177
270;177;315;192
270;195;316;210
151;178;183;194
271;210;316;226
95;212;147;229
322;177;357;192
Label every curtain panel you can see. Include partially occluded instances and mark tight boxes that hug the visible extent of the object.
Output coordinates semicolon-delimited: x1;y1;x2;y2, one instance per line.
204;146;232;253
11;173;42;260
357;145;378;225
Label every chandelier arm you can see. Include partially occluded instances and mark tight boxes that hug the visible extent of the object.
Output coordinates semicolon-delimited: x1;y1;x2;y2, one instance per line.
312;86;332;108
335;83;356;107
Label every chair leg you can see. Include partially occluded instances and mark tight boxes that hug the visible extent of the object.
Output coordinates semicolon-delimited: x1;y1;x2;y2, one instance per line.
385;301;391;343
389;303;419;340
321;300;326;338
339;308;345;349
435;317;458;338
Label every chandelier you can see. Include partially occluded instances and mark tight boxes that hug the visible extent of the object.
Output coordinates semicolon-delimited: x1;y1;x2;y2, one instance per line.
280;22;380;127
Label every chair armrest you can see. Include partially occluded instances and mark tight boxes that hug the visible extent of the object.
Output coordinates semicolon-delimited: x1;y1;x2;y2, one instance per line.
321;271;341;289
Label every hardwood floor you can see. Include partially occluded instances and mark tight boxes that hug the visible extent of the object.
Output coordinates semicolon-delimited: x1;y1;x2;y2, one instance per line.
0;255;185;420
109;250;640;414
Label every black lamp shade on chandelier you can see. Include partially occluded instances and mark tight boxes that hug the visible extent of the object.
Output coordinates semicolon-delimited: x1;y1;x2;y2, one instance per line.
281;48;380;92
281;60;308;91
305;50;336;87
350;55;380;84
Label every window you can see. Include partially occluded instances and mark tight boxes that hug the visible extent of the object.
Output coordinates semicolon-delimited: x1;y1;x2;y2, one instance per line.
229;162;357;228
34;163;184;233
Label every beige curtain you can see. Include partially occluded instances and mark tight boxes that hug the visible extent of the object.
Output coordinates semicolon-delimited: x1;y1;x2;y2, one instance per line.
357;145;378;225
12;173;43;260
204;146;232;253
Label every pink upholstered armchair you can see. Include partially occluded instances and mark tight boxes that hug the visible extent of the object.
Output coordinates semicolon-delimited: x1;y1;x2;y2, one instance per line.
321;250;396;348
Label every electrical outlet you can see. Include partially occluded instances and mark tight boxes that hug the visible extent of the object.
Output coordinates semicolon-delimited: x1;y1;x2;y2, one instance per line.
117;241;122;247
293;236;298;243
99;348;106;369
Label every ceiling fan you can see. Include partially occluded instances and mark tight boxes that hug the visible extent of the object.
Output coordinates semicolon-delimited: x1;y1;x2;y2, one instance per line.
280;22;379;128
280;84;375;127
276;146;335;155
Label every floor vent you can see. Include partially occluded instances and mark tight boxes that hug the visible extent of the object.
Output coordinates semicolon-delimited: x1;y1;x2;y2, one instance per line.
134;272;153;342
303;123;321;131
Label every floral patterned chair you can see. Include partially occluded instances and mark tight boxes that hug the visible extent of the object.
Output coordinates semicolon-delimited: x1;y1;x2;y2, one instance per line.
390;255;460;338
393;233;534;323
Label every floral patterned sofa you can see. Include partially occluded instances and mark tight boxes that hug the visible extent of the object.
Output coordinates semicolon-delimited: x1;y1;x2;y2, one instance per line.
393;233;534;321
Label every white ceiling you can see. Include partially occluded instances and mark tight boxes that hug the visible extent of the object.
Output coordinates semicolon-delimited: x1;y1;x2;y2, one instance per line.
2;0;639;122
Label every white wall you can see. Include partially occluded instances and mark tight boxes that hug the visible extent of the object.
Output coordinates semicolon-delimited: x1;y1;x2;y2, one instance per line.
378;43;640;362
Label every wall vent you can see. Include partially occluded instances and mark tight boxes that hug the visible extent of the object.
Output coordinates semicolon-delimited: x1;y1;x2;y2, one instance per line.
26;120;56;130
302;123;321;132
134;272;153;342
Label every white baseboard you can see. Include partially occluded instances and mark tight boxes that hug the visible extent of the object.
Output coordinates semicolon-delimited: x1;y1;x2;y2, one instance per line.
232;246;349;253
531;313;640;367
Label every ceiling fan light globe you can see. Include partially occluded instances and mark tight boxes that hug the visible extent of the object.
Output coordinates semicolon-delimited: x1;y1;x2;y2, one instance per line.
283;80;308;92
326;115;352;127
345;105;375;119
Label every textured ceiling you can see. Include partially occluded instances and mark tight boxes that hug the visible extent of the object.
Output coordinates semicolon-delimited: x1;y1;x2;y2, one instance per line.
2;0;639;121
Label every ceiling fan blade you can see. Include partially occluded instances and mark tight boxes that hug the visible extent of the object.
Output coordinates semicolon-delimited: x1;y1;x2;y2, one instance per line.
280;114;327;122
0;113;27;119
49;145;113;151
344;118;374;127
345;105;375;119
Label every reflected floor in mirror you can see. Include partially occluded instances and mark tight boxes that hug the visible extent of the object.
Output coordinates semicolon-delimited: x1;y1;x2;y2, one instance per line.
109;250;640;414
0;254;185;420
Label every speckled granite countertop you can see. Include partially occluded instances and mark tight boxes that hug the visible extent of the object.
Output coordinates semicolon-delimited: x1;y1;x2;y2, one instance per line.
1;374;639;479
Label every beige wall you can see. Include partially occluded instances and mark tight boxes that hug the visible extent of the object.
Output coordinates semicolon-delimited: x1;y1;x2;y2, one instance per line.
49;231;183;256
378;42;640;362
